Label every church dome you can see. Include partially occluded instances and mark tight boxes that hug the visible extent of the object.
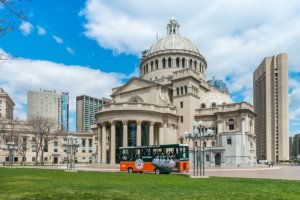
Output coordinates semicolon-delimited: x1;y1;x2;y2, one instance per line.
140;17;207;82
146;35;200;56
207;77;229;94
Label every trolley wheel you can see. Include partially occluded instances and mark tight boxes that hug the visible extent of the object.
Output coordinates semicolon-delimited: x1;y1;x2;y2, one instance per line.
128;168;133;173
155;168;161;174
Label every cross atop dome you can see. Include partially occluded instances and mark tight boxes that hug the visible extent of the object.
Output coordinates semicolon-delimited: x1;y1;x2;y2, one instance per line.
167;16;180;35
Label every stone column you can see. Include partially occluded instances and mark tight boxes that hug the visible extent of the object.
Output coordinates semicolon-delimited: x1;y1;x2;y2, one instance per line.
136;121;142;146
122;120;128;147
166;123;171;144
163;122;168;144
173;125;178;144
149;122;155;145
172;57;176;68
101;123;107;164
171;124;174;144
110;121;116;164
97;125;101;163
186;59;188;69
157;60;160;70
159;124;164;145
241;117;246;146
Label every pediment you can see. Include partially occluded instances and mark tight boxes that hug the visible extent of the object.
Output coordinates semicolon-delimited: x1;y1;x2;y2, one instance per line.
112;77;156;95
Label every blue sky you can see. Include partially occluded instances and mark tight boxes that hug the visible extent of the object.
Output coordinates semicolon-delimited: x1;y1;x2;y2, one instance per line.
0;0;300;135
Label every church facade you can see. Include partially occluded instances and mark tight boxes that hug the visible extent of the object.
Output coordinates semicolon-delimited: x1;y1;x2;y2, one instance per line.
92;18;256;167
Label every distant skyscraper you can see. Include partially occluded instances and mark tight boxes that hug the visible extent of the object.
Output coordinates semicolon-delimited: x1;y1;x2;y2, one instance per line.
294;134;300;159
27;89;69;131
253;53;289;162
61;92;69;132
76;95;110;133
0;88;15;120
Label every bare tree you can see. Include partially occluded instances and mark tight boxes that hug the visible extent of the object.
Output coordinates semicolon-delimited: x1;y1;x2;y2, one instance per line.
0;0;28;36
0;118;19;165
0;51;11;66
17;133;31;165
0;1;29;66
28;116;59;165
0;118;18;144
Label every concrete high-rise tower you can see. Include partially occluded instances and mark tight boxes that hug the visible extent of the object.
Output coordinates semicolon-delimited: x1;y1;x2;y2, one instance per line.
253;53;289;162
76;95;110;133
27;89;69;131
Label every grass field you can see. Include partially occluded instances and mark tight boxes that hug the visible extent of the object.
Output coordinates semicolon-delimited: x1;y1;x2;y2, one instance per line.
0;168;299;200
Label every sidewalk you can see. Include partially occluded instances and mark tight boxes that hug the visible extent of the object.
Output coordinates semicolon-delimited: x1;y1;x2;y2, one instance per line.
2;164;300;180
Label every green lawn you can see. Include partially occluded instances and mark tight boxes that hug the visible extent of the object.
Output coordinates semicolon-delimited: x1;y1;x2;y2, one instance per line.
0;168;299;200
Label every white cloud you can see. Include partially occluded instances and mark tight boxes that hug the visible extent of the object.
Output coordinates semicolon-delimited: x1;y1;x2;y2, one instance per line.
19;21;33;36
66;46;74;55
52;35;63;44
81;0;300;84
36;25;46;35
289;87;300;120
80;0;157;55
80;0;300;135
0;49;124;122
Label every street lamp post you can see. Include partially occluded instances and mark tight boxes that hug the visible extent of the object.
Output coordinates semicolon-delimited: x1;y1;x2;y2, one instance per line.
185;121;215;178
0;142;18;167
62;137;80;171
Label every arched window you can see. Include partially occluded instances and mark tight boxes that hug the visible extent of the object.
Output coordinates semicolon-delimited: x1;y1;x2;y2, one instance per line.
151;61;153;71
176;57;180;68
204;141;207;147
182;58;185;68
194;60;197;69
163;58;166;68
155;60;158;70
146;64;148;73
189;59;193;68
199;63;202;73
211;102;217;108
176;88;179;95
180;87;183;95
168;57;172;68
201;103;206;108
184;86;188;94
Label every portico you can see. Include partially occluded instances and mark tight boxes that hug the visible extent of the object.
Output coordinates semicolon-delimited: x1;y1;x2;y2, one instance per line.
92;102;178;164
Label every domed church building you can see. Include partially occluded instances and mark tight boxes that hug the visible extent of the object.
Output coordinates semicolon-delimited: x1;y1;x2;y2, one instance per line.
92;18;256;167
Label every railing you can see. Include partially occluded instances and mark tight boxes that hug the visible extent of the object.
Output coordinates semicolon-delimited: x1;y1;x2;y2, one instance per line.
144;49;204;59
98;102;177;115
196;102;254;115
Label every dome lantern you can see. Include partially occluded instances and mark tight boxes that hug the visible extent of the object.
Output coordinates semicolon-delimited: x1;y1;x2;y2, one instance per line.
167;16;180;35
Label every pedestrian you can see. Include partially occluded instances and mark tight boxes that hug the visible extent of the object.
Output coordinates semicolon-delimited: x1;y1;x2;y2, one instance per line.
271;161;273;167
268;161;271;167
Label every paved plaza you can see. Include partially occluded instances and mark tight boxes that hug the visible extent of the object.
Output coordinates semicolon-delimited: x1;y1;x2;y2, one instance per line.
204;165;300;180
